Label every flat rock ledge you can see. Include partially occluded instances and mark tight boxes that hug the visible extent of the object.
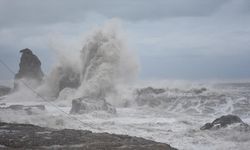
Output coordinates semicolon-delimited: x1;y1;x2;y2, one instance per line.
0;122;177;150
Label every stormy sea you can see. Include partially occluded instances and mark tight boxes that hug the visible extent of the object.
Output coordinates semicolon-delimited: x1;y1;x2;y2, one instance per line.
0;22;250;150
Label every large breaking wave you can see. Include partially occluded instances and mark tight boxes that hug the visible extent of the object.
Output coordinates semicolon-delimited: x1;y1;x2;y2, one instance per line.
1;20;250;150
39;20;138;100
5;20;250;118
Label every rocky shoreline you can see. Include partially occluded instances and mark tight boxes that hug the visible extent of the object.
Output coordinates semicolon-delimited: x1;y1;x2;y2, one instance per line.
0;122;177;150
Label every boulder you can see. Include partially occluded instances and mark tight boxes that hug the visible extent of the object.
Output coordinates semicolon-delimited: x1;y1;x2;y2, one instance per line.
70;97;116;114
200;115;248;130
0;122;177;149
14;48;44;89
0;85;11;96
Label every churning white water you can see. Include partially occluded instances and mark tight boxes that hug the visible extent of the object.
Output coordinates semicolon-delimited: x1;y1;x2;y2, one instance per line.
38;20;138;99
1;21;250;150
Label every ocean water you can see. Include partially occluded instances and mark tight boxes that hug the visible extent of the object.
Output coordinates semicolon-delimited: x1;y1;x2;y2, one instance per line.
1;81;250;150
0;20;250;149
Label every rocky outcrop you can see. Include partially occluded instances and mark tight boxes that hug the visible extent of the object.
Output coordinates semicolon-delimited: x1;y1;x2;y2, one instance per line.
0;122;177;150
200;115;249;130
136;87;165;96
14;48;44;89
0;85;11;96
70;97;116;114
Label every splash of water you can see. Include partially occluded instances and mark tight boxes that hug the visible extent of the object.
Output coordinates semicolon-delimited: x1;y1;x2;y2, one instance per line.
77;21;138;99
40;20;138;100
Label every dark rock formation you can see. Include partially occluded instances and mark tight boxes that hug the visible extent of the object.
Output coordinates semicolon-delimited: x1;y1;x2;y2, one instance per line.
0;104;45;115
0;122;177;150
14;48;44;88
70;97;116;114
200;115;248;130
136;87;165;96
0;85;11;96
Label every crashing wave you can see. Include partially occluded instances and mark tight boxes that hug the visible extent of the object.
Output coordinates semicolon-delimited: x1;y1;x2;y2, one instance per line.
37;20;138;113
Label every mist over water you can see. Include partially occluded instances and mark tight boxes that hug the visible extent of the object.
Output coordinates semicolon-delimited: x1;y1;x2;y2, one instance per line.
78;21;138;99
1;20;250;150
38;20;138;100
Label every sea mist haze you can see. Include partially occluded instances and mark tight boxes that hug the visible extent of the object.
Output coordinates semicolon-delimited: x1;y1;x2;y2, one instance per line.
0;0;250;150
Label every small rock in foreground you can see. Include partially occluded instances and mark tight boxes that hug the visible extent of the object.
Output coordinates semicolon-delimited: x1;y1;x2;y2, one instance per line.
200;114;249;130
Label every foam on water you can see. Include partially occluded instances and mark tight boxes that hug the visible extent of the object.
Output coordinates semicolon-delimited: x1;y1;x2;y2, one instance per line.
133;83;250;118
2;81;250;150
1;20;250;150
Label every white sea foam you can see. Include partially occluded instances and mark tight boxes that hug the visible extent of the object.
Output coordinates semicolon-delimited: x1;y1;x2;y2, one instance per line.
1;20;250;150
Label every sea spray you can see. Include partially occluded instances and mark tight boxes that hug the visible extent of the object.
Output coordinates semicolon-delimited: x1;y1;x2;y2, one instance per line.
67;20;139;113
37;55;81;97
77;20;138;99
39;19;138;103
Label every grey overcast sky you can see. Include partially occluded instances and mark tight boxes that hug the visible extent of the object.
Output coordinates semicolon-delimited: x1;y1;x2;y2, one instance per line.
0;0;250;80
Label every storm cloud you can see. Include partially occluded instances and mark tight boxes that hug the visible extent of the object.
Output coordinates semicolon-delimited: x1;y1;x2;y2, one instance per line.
0;0;250;80
0;0;230;27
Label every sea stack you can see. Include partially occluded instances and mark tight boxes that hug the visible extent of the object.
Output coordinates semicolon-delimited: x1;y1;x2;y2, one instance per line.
14;48;44;89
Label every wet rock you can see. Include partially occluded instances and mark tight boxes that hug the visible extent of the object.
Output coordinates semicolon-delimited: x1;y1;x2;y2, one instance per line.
136;87;165;96
200;115;248;130
14;48;44;89
0;85;11;96
0;122;177;150
0;105;45;115
70;97;116;114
